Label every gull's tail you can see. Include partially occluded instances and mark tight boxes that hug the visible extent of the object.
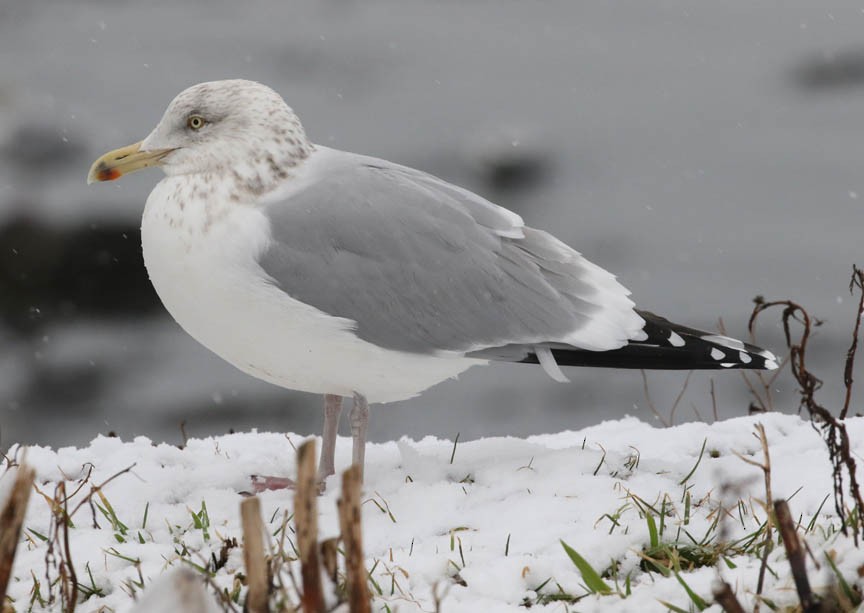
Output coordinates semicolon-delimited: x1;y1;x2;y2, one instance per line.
472;311;778;374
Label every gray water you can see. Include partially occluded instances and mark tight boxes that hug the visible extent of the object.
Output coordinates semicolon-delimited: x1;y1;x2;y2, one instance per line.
1;0;862;449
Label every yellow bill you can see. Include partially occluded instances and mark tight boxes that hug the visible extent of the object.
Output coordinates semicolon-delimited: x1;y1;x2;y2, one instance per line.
87;141;175;184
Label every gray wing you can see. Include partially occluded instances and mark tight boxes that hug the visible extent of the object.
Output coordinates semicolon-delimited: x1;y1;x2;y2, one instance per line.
258;154;643;355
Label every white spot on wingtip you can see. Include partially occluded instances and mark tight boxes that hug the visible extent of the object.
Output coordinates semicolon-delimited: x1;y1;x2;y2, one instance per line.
739;351;752;364
721;363;736;368
668;331;685;347
760;349;777;361
765;358;779;370
535;346;569;383
710;347;725;361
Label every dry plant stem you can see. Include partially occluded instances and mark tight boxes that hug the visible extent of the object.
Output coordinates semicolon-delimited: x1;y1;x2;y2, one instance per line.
841;266;864;419
710;378;719;422
740;342;789;414
640;370;692;426
320;538;339;586
57;482;77;613
729;315;772;412
668;371;692;425
774;500;818;613
1;463;136;611
640;370;670;427
30;463;136;610
268;510;293;610
240;497;270;613
338;465;371;613
713;581;746;613
749;269;864;543
295;440;325;613
0;464;35;604
67;463;136;518
734;424;773;608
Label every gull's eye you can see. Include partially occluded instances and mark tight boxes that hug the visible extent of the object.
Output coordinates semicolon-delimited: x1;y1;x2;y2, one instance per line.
187;115;206;130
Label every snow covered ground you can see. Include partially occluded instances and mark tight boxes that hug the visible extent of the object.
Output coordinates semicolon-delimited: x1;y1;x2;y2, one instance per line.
4;412;864;612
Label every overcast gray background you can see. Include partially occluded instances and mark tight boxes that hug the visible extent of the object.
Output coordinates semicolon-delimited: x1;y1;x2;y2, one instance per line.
0;0;861;449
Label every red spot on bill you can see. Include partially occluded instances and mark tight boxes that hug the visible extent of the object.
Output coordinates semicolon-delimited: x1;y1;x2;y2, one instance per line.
97;167;122;181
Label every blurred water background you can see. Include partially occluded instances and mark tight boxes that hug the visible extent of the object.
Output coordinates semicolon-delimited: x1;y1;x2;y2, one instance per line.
1;0;862;449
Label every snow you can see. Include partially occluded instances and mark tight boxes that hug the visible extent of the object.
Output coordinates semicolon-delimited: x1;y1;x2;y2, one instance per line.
4;412;864;612
128;568;221;613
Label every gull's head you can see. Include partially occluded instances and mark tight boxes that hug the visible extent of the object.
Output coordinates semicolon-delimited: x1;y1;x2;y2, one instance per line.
88;79;312;192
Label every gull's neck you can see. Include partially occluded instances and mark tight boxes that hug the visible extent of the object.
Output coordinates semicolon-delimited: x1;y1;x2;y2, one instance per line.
228;142;315;198
227;114;314;197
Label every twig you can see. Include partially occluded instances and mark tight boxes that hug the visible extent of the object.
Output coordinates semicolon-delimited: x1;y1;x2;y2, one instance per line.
179;420;189;449
320;538;340;586
740;307;788;413
710;378;719;423
668;371;693;425
58;482;77;613
67;463;137;518
712;580;746;613
338;465;371;613
841;266;864;419
734;424;773;608
295;440;324;612
640;370;670;427
0;464;35;604
240;497;269;613
749;270;864;544
60;463;94;503
267;509;294;610
774;500;819;613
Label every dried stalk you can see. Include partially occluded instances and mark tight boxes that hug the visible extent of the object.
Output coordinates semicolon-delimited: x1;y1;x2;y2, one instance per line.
57;482;77;612
295;440;324;612
338;465;370;613
734;424;773;607
712;580;746;613
841;267;864;419
749;266;864;543
774;500;819;613
320;538;339;587
0;465;35;604
240;497;269;613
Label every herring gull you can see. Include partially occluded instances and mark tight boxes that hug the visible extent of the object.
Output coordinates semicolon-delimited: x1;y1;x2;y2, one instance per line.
88;79;777;489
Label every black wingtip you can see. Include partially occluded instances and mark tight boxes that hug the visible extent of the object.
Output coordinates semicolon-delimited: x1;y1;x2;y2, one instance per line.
481;310;778;372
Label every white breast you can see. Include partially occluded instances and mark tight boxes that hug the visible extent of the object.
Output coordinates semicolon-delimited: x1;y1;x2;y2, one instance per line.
140;176;482;403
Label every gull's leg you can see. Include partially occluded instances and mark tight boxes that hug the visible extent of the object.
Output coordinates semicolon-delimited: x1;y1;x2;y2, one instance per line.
350;392;370;482
318;394;343;479
247;394;343;495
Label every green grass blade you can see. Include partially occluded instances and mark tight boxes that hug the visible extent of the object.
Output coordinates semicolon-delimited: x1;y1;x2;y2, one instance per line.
824;552;860;605
646;512;659;549
679;438;707;485
674;571;708;611
806;495;830;534
560;540;613;595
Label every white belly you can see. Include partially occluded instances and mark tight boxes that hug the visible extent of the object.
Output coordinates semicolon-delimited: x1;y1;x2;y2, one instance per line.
140;177;483;403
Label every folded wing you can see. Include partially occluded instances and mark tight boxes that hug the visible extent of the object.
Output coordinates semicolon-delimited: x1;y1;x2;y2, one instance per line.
257;152;645;356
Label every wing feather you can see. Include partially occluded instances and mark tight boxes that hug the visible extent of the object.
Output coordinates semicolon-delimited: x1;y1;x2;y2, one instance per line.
257;150;644;355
